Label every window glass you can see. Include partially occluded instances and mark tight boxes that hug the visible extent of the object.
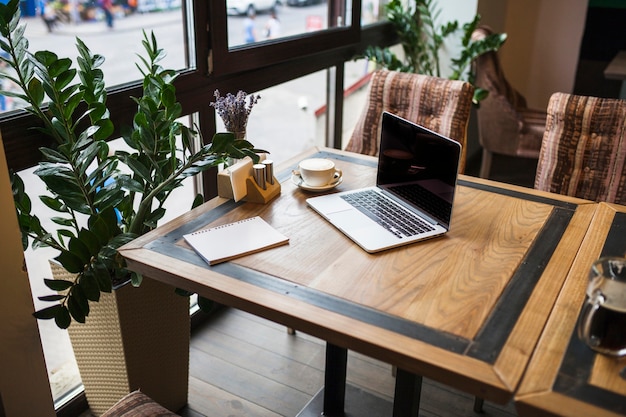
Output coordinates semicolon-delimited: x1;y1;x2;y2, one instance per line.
362;0;388;24
1;0;190;112
210;0;359;75
214;72;327;163
210;60;370;162
341;58;372;148
228;2;330;47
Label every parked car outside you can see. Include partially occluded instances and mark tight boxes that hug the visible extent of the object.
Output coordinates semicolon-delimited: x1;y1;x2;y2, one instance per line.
286;0;323;6
227;0;277;15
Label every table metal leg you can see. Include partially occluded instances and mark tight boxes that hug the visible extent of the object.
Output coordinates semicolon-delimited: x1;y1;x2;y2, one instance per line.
393;368;422;417
323;343;348;416
473;397;484;413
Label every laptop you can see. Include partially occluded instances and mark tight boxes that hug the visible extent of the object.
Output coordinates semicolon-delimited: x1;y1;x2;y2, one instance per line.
306;111;462;253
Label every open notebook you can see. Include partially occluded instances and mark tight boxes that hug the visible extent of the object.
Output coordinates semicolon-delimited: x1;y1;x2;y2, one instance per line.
307;112;462;253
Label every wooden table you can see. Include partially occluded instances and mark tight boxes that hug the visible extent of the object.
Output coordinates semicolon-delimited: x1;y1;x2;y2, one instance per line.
515;202;626;417
119;147;596;416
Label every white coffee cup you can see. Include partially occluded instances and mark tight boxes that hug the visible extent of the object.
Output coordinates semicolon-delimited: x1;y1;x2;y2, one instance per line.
298;158;342;187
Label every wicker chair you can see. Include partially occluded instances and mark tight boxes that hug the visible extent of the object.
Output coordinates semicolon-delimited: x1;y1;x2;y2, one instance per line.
534;92;626;204
345;70;474;173
472;26;547;179
101;391;180;417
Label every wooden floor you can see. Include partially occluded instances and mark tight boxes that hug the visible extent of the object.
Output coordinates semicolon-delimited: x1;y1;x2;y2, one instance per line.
178;306;518;417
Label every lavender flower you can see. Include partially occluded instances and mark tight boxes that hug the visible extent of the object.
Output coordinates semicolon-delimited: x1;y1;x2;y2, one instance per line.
210;90;261;134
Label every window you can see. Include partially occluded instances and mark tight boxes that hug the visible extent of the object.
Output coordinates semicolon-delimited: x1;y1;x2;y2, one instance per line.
209;0;360;75
0;0;193;114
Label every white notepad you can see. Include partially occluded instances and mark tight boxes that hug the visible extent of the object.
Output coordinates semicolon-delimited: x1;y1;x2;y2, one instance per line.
183;216;289;266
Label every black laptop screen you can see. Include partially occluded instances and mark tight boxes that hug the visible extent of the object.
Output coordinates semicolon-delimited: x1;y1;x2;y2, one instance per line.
376;112;462;228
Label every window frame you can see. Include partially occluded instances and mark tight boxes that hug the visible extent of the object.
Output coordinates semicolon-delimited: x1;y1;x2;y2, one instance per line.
207;1;362;76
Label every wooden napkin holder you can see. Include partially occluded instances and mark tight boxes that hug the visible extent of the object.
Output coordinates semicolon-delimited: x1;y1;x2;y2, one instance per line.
217;156;281;204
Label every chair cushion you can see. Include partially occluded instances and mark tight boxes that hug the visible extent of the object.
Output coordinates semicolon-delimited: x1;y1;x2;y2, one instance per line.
345;70;474;172
534;92;626;204
100;391;180;417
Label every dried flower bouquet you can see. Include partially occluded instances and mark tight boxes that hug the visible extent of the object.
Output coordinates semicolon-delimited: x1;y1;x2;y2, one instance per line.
210;90;261;135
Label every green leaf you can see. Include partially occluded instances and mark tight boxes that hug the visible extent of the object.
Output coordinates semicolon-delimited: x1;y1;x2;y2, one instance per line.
473;88;489;105
130;271;142;287
191;193;204;209
33;304;64;320
39;146;69;163
26;77;44;106
92;260;112;292
48;57;72;78
79;270;101;301
122;156;152;184
68;236;93;264
44;278;74;291
67;292;87;323
54;307;71;328
40;194;67;211
55;250;85;274
34;50;58;66
144;207;165;228
87;215;113;246
107;232;137;250
51;217;74;227
77;228;102;255
161;83;176;107
38;294;65;302
210;132;235;152
94;118;114;140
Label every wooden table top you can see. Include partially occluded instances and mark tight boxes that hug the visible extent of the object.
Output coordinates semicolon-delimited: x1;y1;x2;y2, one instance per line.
515;202;626;417
119;147;596;404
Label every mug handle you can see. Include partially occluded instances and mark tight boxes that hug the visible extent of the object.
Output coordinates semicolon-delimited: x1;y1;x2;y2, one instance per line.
577;293;602;347
331;168;343;183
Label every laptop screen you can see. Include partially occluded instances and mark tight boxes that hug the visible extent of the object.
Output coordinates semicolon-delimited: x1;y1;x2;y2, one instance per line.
377;112;461;229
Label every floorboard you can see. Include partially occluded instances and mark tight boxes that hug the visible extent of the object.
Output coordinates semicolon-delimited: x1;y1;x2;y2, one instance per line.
182;307;518;417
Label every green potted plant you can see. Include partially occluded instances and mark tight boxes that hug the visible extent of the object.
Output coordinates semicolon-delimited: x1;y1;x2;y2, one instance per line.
361;0;507;104
1;0;262;327
0;0;264;412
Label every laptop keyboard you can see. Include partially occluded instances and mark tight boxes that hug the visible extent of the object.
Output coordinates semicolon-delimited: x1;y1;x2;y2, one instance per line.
341;190;435;238
388;183;452;223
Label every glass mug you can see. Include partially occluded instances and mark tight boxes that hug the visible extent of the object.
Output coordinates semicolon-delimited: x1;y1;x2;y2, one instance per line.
577;257;626;357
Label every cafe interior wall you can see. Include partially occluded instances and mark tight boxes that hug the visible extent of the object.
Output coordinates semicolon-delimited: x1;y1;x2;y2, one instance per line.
478;0;588;110
0;134;55;417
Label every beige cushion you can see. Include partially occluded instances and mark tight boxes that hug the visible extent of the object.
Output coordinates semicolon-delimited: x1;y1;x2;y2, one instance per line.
100;391;180;417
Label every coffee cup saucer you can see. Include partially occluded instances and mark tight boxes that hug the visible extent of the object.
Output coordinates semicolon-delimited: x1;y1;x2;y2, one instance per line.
291;171;343;192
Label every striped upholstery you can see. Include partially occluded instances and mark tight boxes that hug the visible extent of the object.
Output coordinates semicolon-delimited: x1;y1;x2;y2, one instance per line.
345;70;474;172
534;92;626;204
101;391;180;417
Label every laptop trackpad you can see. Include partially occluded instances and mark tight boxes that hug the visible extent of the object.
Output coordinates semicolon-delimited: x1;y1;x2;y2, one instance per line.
327;208;373;230
326;209;398;252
